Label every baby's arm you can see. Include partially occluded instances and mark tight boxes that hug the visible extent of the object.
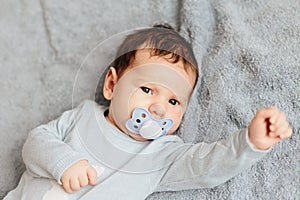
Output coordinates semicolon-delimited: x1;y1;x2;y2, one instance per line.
156;107;292;192
22;101;97;193
248;107;292;150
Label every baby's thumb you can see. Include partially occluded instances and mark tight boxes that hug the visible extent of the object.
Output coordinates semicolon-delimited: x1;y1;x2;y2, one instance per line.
87;165;105;185
87;166;98;185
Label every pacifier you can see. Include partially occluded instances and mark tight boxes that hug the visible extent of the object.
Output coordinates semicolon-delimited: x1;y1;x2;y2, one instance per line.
125;108;174;140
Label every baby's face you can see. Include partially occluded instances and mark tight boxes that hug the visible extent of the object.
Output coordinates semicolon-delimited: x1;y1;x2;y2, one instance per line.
104;50;196;141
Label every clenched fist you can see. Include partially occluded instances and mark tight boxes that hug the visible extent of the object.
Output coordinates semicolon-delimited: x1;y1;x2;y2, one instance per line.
61;160;98;193
248;107;293;150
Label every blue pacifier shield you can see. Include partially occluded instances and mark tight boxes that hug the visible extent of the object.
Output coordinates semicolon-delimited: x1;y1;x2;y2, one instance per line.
125;108;173;139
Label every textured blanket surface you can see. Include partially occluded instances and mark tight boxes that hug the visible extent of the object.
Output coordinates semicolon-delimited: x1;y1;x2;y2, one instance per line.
1;0;299;199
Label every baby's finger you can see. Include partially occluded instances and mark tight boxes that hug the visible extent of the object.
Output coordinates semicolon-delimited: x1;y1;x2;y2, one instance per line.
87;166;98;185
269;118;287;134
78;173;89;187
279;126;293;139
270;111;286;127
62;184;72;193
270;122;292;139
268;107;282;124
69;177;81;192
61;177;73;193
270;121;288;137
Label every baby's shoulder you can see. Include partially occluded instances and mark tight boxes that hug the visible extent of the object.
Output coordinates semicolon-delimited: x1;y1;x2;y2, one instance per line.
76;99;107;113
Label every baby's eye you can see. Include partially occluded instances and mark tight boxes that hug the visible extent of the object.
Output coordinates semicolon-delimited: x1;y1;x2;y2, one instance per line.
140;86;153;94
169;99;179;106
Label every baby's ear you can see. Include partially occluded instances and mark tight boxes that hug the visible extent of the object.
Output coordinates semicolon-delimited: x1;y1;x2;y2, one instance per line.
103;67;118;100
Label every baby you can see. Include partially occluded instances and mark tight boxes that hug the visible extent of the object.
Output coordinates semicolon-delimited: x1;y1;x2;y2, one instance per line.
4;25;292;200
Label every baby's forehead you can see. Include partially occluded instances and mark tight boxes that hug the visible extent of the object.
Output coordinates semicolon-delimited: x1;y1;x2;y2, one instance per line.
125;49;196;87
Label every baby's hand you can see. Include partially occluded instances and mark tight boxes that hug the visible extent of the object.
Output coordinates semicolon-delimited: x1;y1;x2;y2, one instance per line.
61;160;98;193
248;107;292;150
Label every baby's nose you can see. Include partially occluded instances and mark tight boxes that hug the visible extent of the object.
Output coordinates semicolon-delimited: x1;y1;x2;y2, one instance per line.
149;104;166;119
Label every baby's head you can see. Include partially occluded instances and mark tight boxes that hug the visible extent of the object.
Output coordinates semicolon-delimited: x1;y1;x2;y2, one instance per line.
102;24;198;141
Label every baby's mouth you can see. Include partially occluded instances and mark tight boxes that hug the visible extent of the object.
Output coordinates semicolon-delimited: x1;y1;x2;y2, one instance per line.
125;108;173;140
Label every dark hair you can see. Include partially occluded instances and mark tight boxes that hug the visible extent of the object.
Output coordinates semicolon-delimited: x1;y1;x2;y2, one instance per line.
95;24;198;105
112;24;199;83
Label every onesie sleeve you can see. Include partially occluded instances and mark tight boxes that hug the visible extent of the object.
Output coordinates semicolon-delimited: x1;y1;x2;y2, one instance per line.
22;101;91;184
155;129;270;192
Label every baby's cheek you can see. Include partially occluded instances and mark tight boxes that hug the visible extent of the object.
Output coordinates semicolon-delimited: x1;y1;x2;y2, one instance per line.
167;127;178;135
167;113;183;134
129;92;152;110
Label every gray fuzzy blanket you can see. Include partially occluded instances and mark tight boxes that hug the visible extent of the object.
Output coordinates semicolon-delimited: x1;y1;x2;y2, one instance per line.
149;0;300;199
1;0;299;199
